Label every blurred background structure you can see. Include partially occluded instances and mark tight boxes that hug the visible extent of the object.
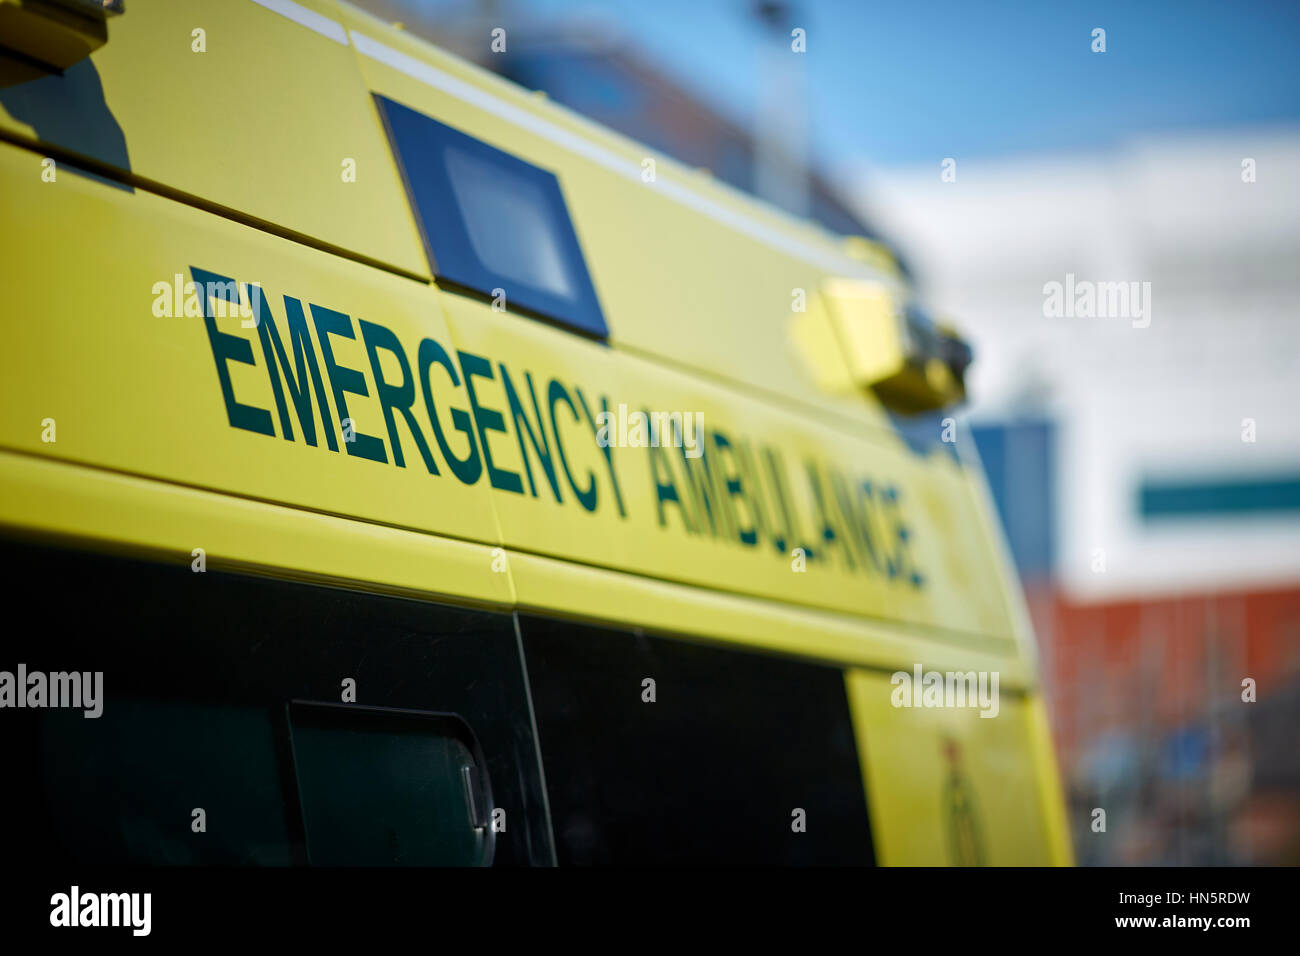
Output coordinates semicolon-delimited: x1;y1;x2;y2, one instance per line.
353;0;1300;865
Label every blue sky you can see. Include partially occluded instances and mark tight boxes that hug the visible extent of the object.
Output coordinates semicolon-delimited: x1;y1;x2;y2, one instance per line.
415;0;1300;168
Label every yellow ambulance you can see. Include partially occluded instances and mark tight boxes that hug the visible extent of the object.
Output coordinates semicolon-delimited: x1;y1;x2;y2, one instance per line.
0;0;1071;866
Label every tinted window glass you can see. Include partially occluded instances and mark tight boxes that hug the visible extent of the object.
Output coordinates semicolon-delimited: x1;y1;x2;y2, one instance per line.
445;146;577;298
0;541;554;867
40;699;295;865
520;616;875;865
288;703;493;866
377;94;607;338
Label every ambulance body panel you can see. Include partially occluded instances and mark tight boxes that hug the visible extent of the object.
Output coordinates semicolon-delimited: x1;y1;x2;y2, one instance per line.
0;0;1071;866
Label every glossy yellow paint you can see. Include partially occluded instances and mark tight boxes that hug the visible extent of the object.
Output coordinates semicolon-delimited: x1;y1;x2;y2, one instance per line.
0;0;1070;865
337;2;907;437
0;0;427;277
508;551;1032;687
846;669;1071;865
824;279;910;388
0;448;514;608
440;291;1018;641
0;142;500;545
0;443;1030;687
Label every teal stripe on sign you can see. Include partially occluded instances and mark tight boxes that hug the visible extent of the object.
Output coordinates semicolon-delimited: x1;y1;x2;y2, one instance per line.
1140;475;1300;520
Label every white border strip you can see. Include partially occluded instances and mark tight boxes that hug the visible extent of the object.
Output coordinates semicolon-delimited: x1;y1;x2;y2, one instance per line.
349;30;870;277
248;0;350;46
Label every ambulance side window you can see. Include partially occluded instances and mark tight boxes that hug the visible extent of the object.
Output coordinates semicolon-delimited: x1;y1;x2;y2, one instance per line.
0;541;554;867
375;94;607;339
518;614;875;865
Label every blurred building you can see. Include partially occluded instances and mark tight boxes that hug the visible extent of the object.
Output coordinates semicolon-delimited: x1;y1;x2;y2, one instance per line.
851;131;1300;864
